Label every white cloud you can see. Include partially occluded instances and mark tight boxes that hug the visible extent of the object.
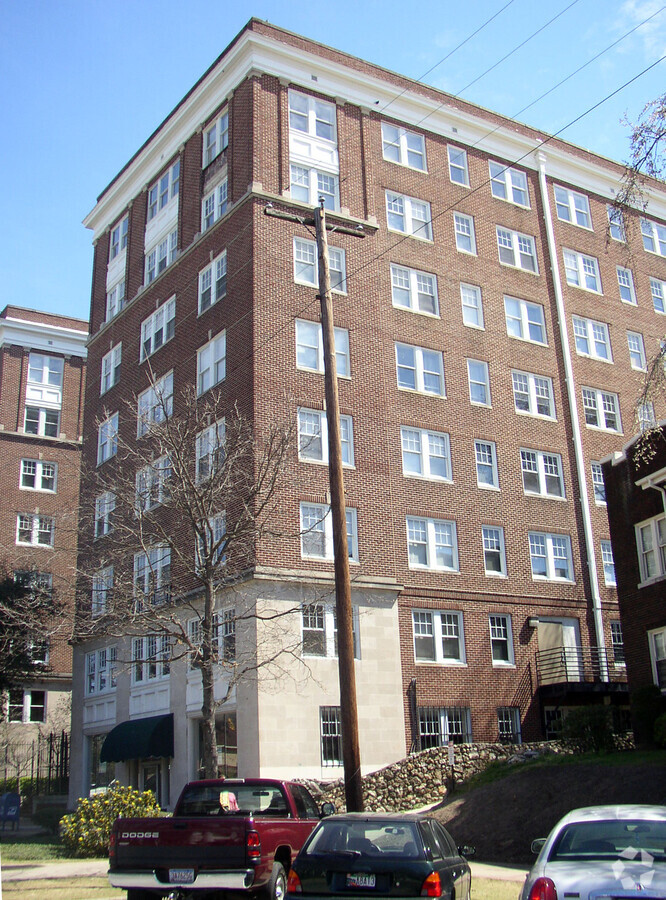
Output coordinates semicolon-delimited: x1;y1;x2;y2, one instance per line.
615;1;666;60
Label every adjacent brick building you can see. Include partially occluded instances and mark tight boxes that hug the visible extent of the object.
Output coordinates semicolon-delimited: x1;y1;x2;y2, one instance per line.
70;19;666;807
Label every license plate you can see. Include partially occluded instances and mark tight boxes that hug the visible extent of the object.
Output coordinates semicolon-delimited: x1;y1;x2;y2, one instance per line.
169;868;195;884
347;873;376;888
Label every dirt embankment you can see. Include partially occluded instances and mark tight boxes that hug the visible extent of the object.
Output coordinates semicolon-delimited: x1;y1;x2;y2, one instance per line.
433;760;666;864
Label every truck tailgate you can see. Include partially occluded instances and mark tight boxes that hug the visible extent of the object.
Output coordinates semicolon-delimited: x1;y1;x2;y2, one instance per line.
115;816;248;870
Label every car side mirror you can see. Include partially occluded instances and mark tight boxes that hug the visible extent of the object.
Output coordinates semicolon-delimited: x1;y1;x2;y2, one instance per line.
320;801;336;818
531;838;547;854
458;845;476;859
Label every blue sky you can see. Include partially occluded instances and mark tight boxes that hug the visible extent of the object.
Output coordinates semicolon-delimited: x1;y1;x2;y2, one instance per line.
2;0;665;324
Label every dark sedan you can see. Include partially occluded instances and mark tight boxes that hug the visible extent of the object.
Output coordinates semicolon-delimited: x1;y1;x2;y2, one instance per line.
286;812;474;900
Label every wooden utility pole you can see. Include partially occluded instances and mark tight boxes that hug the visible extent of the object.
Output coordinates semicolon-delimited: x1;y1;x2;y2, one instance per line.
315;202;364;812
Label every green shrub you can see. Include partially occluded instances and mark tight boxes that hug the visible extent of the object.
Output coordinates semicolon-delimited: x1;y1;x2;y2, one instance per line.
654;713;666;748
60;784;161;858
33;804;67;835
561;705;615;753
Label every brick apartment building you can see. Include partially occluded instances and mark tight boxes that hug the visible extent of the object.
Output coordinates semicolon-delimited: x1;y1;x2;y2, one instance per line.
69;19;666;807
0;305;87;746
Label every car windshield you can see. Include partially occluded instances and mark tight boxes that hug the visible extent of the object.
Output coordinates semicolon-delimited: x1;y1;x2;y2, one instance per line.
550;819;666;862
304;821;422;859
178;784;288;817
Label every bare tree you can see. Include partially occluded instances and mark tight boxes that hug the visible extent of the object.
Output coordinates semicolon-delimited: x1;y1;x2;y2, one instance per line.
77;381;300;776
612;92;666;226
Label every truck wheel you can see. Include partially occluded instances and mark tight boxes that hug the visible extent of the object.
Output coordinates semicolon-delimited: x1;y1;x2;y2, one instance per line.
267;861;287;900
127;890;154;900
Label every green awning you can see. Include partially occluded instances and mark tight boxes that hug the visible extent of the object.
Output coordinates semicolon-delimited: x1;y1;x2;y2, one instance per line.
100;713;174;763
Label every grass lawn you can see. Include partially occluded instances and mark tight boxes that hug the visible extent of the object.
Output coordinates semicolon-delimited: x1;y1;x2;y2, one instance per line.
0;833;65;861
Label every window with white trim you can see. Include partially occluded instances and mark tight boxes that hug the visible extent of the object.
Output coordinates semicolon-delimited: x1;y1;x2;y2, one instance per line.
454;212;476;254
294;238;346;293
203;110;229;166
512;371;555;419
520;449;564;498
504;296;546;344
617;266;636;304
199;251;227;314
582;387;621;432
651;277;666;314
298;408;354;466
134;546;171;609
106;278;126;322
20;459;56;492
627;331;647;371
497;707;521;742
97;412;118;464
600;539;616;586
137;371;173;436
418;706;471;746
289;90;336;142
94;491;115;538
302;602;360;658
195;419;225;482
145;228;177;284
382;122;426;170
448;146;469;185
147;160;180;221
610;621;625;666
496;227;537;272
467;359;490;406
141;297;175;361
86;645;117;695
132;634;170;683
101;344;121;394
109;215;128;261
320;706;342;766
483;528;506;577
188;608;235;666
24;406;59;437
197;333;226;395
300;503;358;562
554;185;592;228
461;283;483;328
591;462;606;504
202;179;228;231
407;516;458;572
572;316;611;361
295;320;350;376
396;343;445;396
401;426;451;481
386;191;432;240
391;264;438;315
475;440;498;489
16;514;54;547
638;401;656;433
412;609;465;664
136;456;172;512
607;205;625;242
637;515;666;584
195;513;227;571
489;161;529;207
649;628;666;687
641;218;666;256
563;249;601;293
27;354;63;404
489;614;514;663
92;566;113;617
8;689;46;724
290;163;339;210
529;532;573;581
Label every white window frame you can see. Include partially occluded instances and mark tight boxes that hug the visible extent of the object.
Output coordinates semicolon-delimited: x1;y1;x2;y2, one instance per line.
196;419;226;483
140;296;175;361
294;238;346;293
16;514;54;547
475;439;499;489
132;634;171;683
94;491;115;538
86;645;117;696
133;546;171;609
195;513;227;571
381;122;426;170
460;283;483;329
203;109;229;167
290;163;339;211
563;249;602;293
320;706;342;767
489;161;529;207
24;406;59;438
197;333;226;396
201;178;228;231
147;160;180;222
637;515;666;585
106;278;126;322
454;212;476;254
483;528;507;578
301;602;360;659
295;320;350;377
582;387;621;433
8;688;46;724
447;146;469;186
400;426;452;482
137;372;173;437
198;250;227;314
288;90;336;143
651;277;666;314
520;448;565;499
298;408;354;467
101;343;121;395
627;331;647;371
109;215;128;261
610;621;625;667
641;218;666;257
407;516;459;572
638;401;656;433
591;461;606;505
97;412;118;464
92;566;113;618
617;266;636;305
489;613;514;664
607;205;626;242
145;228;177;284
395;343;445;397
136;456;172;513
504;296;546;345
390;264;438;316
512;370;555;419
600;539;616;587
27;353;63;405
299;503;358;562
554;185;592;229
496;227;538;272
467;358;490;407
385;191;432;241
529;531;573;582
412;609;466;664
498;707;521;742
418;706;472;746
648;626;666;689
20;459;57;492
572;316;612;362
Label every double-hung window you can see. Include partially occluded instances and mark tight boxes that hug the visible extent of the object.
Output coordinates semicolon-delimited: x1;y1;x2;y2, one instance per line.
591;462;606;504
412;609;465;664
147;160;180;221
202;179;228;230
467;359;490;406
295;320;350;376
407;517;458;572
504;296;546;344
24;406;59;437
141;297;175;360
483;528;506;577
600;540;616;586
475;440;499;489
101;344;121;394
136;456;172;512
489;162;529;207
448;146;469;185
554;185;592;228
641;218;666;256
196;419;225;482
302;602;360;658
197;333;226;395
489;614;513;663
512;370;555;419
498;707;521;742
298;408;354;466
649;628;666;687
610;622;625;667
381;122;426;170
401;427;451;481
290;163;339;210
572;316;611;361
132;634;170;683
289;90;336;141
582;387;621;432
27;354;63;403
195;513;227;571
529;532;573;581
145;229;177;284
617;266;636;304
97;412;118;464
86;645;117;695
199;251;227;313
137;372;173;436
496;227;537;272
106;279;126;322
203;110;229;166
651;277;666;314
395;343;445;396
16;514;54;547
460;283;484;328
109;215;128;261
627;331;647;370
134;546;171;609
520;449;564;498
390;264;438;315
94;491;115;538
454;213;476;254
92;566;113;617
320;706;342;766
418;706;471;747
386;191;432;240
294;238;346;292
20;459;56;492
607;205;625;242
639;401;656;433
563;249;601;293
288;91;339;216
300;503;358;562
636;514;666;583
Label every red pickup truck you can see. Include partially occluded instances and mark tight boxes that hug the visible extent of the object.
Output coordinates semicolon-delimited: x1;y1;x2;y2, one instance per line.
108;778;334;900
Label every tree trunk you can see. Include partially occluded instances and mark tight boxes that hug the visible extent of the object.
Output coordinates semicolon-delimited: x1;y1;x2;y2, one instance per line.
200;580;218;779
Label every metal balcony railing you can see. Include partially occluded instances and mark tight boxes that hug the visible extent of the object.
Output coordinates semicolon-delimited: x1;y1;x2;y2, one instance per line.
535;646;627;687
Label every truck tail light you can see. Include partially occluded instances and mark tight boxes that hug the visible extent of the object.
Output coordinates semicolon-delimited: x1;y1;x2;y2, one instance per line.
527;877;557;900
247;830;261;860
287;869;302;893
420;872;442;897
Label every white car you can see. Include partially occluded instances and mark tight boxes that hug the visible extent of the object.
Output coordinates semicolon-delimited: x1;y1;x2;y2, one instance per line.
520;805;666;900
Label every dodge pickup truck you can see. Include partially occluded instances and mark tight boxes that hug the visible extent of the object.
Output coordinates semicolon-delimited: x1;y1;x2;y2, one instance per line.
108;777;334;900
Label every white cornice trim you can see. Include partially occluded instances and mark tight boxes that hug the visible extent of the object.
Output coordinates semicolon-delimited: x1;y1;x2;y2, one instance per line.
0;317;88;357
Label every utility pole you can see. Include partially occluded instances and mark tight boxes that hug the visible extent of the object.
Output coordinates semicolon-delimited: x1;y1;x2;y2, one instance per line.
315;202;364;813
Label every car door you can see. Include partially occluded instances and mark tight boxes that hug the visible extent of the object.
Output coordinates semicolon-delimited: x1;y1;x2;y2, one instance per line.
433;822;470;900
